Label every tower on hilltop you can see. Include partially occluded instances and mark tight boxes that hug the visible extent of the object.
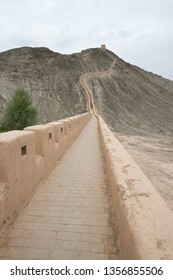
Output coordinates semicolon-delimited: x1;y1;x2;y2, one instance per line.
101;44;106;49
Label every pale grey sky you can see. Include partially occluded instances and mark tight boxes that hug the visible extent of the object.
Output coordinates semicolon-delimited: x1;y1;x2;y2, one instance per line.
0;0;173;79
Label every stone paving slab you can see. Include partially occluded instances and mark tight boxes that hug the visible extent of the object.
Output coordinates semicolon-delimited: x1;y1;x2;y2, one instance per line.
0;117;120;259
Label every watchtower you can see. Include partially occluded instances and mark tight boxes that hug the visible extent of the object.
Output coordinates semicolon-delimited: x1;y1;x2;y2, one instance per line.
101;44;106;50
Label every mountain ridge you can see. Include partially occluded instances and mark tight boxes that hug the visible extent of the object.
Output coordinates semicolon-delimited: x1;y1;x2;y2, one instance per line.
0;46;173;137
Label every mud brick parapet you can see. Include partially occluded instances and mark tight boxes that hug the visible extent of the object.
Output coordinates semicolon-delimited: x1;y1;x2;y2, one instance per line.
0;113;91;227
97;115;173;260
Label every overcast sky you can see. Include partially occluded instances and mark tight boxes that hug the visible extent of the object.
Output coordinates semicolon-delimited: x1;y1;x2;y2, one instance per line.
0;0;173;80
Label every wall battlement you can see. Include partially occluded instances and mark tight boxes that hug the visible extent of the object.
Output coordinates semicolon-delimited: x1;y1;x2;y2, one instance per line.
0;113;91;227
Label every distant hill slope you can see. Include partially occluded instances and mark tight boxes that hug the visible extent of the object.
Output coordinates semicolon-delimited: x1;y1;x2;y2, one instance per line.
0;46;173;137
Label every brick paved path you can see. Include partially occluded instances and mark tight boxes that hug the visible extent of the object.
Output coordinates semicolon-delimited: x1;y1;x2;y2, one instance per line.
0;117;120;259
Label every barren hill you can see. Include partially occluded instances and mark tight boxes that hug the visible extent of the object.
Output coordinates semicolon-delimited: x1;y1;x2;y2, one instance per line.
0;46;173;137
0;46;173;209
0;47;115;123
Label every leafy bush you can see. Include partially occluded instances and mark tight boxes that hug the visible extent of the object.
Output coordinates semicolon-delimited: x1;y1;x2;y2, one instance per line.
0;87;37;131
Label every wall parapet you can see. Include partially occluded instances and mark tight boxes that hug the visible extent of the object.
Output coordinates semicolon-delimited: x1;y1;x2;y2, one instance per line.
97;115;173;260
0;113;91;227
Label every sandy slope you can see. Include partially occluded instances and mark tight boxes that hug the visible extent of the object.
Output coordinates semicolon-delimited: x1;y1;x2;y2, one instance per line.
115;133;173;211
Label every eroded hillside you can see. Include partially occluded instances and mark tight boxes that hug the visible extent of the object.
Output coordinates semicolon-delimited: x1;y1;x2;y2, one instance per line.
0;47;113;123
85;49;173;137
0;46;173;137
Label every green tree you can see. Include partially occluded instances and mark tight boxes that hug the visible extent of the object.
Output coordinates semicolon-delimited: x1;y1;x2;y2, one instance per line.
0;87;37;131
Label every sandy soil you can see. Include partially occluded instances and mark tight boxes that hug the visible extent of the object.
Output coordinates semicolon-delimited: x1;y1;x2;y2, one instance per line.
114;133;173;211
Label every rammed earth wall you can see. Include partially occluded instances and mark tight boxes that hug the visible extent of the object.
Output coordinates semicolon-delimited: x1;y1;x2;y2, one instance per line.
97;116;173;260
0;113;91;227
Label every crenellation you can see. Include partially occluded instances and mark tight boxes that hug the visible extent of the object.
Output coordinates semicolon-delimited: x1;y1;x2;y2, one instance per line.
0;113;92;228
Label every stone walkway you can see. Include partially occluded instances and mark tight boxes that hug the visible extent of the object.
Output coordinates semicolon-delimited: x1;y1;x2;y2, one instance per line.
0;117;120;259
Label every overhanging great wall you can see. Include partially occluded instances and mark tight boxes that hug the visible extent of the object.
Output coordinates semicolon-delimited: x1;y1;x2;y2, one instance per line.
0;47;173;259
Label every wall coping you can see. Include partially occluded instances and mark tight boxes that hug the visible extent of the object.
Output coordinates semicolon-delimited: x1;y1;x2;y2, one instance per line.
98;115;173;259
